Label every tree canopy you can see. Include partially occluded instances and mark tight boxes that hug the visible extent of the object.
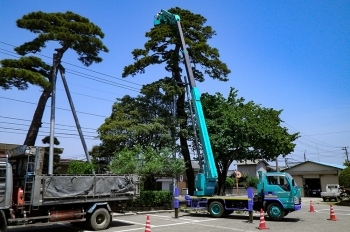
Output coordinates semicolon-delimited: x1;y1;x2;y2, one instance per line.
122;7;230;195
0;11;108;145
200;88;300;195
110;145;186;190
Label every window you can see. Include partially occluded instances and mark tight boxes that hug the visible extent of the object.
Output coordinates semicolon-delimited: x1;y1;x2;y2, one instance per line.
267;175;291;191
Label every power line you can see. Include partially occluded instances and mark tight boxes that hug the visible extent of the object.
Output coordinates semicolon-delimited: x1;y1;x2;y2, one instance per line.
0;126;97;138
1;121;97;135
0;115;97;131
0;41;142;87
0;96;108;118
0;130;99;141
282;122;341;148
0;49;141;93
307;130;350;136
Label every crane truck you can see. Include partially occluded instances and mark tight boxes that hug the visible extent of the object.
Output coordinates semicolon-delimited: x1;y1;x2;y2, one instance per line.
154;9;302;221
0;145;140;231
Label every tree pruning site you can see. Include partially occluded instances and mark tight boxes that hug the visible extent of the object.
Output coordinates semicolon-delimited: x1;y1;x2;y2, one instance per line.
0;6;349;232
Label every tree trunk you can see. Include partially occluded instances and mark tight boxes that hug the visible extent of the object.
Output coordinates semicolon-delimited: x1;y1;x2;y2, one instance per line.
177;92;194;195
217;161;229;196
23;88;52;146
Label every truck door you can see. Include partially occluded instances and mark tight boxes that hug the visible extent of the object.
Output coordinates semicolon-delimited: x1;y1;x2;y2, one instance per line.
266;175;293;208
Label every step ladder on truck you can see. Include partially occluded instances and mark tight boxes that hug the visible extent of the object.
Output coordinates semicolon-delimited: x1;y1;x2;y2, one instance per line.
153;9;302;221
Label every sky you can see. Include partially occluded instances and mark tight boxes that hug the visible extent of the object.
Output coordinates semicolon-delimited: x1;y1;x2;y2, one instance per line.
0;0;349;168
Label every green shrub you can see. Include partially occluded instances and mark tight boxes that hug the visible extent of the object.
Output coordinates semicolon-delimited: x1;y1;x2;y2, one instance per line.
132;190;172;207
247;177;259;188
67;161;94;174
339;167;350;188
225;177;235;188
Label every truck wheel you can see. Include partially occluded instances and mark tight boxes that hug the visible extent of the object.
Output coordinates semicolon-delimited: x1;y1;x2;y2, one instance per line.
88;208;111;231
0;210;7;232
267;203;285;221
208;201;225;218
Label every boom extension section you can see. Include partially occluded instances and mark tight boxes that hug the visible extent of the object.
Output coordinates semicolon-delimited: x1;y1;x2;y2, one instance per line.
154;10;218;196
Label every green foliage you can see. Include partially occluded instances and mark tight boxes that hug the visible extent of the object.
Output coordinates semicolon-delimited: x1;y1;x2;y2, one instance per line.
0;56;51;90
98;92;177;156
122;7;230;82
109;145;186;177
15;11;109;65
343;161;350;167
339;167;350;188
200;87;299;194
0;10;108;146
121;7;230;195
131;191;172;207
247;176;259;188
225;177;234;188
67;160;94;174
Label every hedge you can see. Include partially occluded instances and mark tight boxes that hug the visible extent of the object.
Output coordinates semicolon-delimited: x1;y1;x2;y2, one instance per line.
130;190;172;207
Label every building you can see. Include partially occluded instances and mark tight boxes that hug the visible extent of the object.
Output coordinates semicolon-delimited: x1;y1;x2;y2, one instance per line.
236;159;271;177
284;161;346;197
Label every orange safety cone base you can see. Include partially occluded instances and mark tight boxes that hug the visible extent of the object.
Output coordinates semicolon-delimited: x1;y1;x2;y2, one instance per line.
327;205;338;221
256;209;269;230
145;215;151;232
309;201;316;212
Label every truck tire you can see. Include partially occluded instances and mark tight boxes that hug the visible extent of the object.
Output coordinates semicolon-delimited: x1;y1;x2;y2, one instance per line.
88;208;111;231
266;202;285;221
208;201;225;218
0;210;7;232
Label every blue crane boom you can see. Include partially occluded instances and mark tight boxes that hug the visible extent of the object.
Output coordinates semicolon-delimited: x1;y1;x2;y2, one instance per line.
154;9;218;196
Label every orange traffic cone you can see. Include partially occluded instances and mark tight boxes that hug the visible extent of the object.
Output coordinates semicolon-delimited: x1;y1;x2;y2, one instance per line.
145;214;151;232
309;200;315;212
327;205;337;221
256;209;269;230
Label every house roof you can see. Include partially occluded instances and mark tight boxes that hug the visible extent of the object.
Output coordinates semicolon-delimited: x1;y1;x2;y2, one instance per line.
286;160;346;170
236;159;269;166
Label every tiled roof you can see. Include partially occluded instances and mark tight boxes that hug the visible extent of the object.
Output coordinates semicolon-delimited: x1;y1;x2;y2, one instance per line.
287;160;346;170
309;161;346;170
236;159;269;165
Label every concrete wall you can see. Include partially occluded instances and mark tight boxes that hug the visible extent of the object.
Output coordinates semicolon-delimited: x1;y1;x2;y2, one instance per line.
237;162;267;177
237;165;256;177
320;175;339;192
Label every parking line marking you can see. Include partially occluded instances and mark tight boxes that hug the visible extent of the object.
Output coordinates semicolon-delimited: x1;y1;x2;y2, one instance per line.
149;213;219;222
113;217;253;232
113;218;146;226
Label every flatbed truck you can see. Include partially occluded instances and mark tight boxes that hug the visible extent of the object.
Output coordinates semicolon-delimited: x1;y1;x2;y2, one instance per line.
184;171;302;220
0;145;140;231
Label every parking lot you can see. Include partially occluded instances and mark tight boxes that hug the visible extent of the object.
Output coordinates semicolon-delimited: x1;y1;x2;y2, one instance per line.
9;203;350;232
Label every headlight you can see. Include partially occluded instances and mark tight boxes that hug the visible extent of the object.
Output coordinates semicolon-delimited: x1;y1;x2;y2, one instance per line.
294;196;300;204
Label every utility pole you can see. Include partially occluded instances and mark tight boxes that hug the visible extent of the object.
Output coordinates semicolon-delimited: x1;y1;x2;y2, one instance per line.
275;156;280;184
48;53;58;175
304;150;306;162
342;147;349;162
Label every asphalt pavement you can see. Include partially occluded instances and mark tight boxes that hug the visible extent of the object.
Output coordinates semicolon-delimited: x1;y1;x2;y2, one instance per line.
8;199;349;232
